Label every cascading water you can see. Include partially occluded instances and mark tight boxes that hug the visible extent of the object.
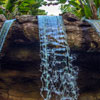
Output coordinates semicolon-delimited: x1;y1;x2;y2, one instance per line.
85;19;100;36
0;19;15;52
38;16;79;100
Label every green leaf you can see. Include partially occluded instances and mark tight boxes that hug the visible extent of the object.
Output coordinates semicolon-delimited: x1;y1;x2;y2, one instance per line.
94;0;100;8
69;1;81;8
59;0;67;3
84;4;92;18
24;0;36;4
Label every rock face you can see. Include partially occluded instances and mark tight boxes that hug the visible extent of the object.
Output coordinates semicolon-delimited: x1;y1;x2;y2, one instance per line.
0;13;100;61
63;13;100;51
0;13;100;100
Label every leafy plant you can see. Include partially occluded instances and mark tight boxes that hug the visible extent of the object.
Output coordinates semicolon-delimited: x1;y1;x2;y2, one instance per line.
0;0;6;14
10;0;46;15
0;0;47;19
60;0;100;19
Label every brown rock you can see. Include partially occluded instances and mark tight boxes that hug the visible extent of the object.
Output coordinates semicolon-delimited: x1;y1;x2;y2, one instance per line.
62;12;80;21
16;15;37;23
22;22;39;42
0;14;6;22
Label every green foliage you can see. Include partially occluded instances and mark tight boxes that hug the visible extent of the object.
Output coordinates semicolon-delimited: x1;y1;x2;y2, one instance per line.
94;0;100;8
12;0;46;15
1;0;99;20
84;4;92;18
60;0;100;19
0;0;47;19
59;0;67;3
0;0;6;14
6;0;17;12
0;0;5;5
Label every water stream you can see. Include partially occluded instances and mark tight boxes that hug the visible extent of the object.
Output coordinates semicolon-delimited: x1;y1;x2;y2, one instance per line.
85;19;100;36
38;16;79;100
0;19;15;52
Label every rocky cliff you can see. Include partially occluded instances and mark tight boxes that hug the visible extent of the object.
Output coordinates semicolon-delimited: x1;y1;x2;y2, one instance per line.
0;13;100;61
0;13;100;100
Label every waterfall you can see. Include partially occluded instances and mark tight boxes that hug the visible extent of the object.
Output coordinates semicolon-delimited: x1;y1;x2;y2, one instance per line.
0;19;15;52
38;16;79;100
85;19;100;36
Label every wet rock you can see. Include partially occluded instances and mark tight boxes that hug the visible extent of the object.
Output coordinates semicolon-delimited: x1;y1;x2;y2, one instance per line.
79;92;100;100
